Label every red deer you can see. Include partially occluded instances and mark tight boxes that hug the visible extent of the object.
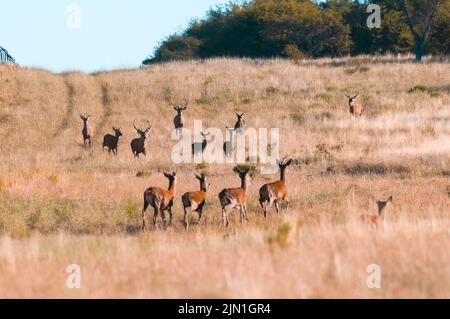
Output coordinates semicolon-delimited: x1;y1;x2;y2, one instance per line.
234;112;245;133
103;127;123;155
192;131;210;155
171;100;188;136
345;93;363;117
219;166;253;228
131;120;152;158
80;114;94;148
182;173;210;230
259;159;293;219
360;196;393;229
141;172;177;230
223;127;234;158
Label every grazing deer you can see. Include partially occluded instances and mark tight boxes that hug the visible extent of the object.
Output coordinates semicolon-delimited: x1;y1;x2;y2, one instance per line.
80;114;94;148
360;196;393;229
259;159;293;219
141;172;177;230
192;131;210;155
219;166;253;228
131;120;152;158
182;173;210;230
103;127;123;155
171;100;188;136
345;93;363;117
223;127;234;158
234;112;245;133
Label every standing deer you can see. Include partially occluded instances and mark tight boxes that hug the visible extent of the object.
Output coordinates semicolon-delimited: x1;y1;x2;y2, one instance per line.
345;93;363;117
234;112;245;133
223;127;234;158
80;114;94;148
259;159;293;219
131;120;152;158
103;127;123;155
360;196;393;229
171;101;188;136
141;172;177;230
219;166;253;228
182;173;210;230
192;131;210;155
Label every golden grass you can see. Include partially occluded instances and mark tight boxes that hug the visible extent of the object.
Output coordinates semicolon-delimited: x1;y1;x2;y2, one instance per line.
0;55;449;298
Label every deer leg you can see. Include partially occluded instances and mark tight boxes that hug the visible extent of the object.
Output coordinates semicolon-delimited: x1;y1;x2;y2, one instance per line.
239;206;244;223
142;200;149;231
222;209;229;228
285;198;290;213
167;208;173;229
184;207;190;230
153;207;159;229
275;201;280;215
243;204;249;222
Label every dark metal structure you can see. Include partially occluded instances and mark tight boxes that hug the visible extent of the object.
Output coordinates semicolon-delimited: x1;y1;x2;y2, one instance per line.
0;46;15;63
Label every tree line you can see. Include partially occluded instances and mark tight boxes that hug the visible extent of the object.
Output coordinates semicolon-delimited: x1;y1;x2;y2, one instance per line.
143;0;449;64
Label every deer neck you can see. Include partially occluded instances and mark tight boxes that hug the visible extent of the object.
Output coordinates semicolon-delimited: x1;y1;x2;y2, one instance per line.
199;181;207;192
168;180;176;197
280;168;287;183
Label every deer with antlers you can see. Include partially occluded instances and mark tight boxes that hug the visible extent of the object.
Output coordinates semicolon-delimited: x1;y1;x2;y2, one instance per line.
234;112;245;133
192;131;210;155
80;114;94;148
103;127;123;155
360;196;393;230
171;100;188;136
259;158;293;219
141;172;177;230
131;120;152;158
182;173;210;230
345;93;363;117
219;166;253;228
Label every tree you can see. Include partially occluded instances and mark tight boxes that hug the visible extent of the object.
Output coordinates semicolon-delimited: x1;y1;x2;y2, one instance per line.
380;0;443;61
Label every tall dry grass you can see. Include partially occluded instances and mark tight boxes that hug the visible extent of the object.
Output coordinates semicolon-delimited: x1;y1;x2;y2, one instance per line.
0;55;449;298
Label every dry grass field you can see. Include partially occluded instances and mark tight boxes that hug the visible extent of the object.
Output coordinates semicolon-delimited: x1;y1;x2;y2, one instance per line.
0;55;449;298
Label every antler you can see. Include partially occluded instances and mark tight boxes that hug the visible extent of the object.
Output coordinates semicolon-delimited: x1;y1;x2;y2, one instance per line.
145;120;152;132
133;120;140;132
170;100;188;109
353;93;359;99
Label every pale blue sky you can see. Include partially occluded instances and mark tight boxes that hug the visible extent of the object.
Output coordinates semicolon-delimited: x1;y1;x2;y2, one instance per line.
1;0;229;72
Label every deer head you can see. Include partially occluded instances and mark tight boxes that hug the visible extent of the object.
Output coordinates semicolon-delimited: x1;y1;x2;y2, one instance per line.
233;166;254;188
133;120;152;139
345;93;359;104
377;196;393;216
113;127;123;137
171;100;188;115
195;173;210;191
80;114;91;125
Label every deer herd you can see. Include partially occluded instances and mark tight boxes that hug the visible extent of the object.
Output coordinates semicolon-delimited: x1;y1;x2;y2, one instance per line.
80;94;393;231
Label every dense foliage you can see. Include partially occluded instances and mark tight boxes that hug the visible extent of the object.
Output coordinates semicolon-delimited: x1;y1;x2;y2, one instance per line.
144;0;449;64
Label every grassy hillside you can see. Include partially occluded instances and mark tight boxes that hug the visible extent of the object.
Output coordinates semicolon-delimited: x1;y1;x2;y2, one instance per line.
0;55;449;298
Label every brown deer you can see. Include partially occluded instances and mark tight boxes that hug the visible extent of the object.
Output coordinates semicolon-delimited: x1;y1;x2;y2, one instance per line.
103;127;123;155
80;114;94;148
259;158;293;219
345;93;363;117
360;196;393;229
171;100;188;136
219;166;253;228
192;131;210;155
182;173;210;230
223;127;234;158
234;112;245;133
141;172;177;230
131;120;152;158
